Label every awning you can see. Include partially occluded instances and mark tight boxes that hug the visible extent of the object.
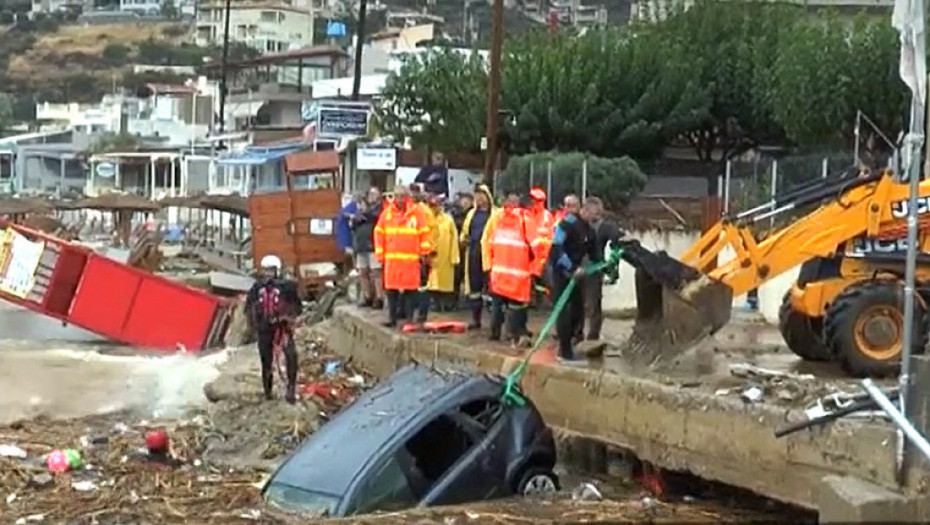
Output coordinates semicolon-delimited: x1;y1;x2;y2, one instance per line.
216;144;306;166
227;101;266;119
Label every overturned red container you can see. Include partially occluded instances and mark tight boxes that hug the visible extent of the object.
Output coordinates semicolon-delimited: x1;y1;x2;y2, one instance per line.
0;223;233;352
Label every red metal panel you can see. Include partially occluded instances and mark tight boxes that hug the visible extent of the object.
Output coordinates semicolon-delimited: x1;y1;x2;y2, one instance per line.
2;224;231;352
120;278;217;351
68;256;141;339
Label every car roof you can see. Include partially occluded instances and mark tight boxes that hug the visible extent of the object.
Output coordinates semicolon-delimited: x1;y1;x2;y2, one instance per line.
270;365;500;497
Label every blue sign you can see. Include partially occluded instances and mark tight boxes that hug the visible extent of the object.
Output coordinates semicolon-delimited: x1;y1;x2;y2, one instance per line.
326;21;346;37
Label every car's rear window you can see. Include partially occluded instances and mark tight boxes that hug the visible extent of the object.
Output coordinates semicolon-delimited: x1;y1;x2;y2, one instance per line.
264;482;341;517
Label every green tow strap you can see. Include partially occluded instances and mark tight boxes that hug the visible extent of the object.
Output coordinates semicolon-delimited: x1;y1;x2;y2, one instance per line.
501;246;625;406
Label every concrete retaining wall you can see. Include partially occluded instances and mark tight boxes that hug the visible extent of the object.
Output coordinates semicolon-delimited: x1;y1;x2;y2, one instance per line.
327;306;912;512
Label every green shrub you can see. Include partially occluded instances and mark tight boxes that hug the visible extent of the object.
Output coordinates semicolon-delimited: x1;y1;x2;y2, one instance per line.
498;152;647;209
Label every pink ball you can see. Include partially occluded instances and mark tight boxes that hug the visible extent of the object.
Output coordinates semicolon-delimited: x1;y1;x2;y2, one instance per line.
46;449;70;473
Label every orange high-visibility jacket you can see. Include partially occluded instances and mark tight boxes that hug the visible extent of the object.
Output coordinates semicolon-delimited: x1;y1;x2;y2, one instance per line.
487;207;535;303
526;204;555;277
374;198;432;291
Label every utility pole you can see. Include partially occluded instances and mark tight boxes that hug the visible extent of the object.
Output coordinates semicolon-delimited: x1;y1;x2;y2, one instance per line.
351;0;368;100
218;0;233;134
483;0;504;184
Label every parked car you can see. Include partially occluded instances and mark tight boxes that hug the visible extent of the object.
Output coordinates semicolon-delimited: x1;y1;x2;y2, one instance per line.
262;364;559;517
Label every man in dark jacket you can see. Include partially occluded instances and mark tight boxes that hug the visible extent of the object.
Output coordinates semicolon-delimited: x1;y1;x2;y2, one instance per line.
548;194;597;363
244;255;303;403
450;192;473;309
414;152;450;198
581;197;623;341
351;187;384;309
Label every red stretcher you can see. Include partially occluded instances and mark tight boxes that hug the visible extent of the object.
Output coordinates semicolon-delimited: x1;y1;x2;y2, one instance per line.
401;321;467;334
0;223;233;352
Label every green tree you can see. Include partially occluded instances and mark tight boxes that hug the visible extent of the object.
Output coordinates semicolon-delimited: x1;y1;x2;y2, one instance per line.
103;43;131;66
378;49;487;153
160;0;180;18
650;0;805;162
0;93;13;135
501;27;708;159
769;13;906;151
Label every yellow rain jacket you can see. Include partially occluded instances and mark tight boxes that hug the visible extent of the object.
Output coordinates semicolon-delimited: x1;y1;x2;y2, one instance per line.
425;206;460;293
460;184;497;297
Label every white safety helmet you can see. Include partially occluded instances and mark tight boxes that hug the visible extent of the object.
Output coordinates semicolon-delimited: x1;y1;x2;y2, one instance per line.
260;254;282;270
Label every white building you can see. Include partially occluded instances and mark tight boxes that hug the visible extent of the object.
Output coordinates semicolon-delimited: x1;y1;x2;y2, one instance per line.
119;0;164;15
35;98;124;134
195;1;315;54
30;0;90;14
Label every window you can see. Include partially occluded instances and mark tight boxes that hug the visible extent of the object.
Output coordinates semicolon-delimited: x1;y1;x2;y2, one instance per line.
403;414;475;496
353;454;417;514
264;483;340;517
260;10;277;22
460;398;503;430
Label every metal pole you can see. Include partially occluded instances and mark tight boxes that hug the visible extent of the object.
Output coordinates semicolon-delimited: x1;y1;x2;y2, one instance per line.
822;157;828;179
853;110;862;167
351;0;368;100
217;0;232;134
770;160;778;230
723;160;731;214
483;0;504;184
546;160;552;209
581;157;588;199
862;379;930;463
529;161;534;189
900;101;924;483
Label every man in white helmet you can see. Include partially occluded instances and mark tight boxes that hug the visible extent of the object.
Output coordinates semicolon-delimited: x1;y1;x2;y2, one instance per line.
244;254;302;403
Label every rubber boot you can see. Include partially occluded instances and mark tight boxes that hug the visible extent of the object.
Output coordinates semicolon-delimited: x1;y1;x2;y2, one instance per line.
263;373;274;400
285;382;296;404
468;297;482;330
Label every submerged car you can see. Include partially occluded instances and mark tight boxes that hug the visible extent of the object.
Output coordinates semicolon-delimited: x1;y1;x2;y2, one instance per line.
262;364;559;517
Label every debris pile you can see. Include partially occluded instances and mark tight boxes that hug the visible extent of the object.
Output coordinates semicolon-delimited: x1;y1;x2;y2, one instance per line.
0;330;373;524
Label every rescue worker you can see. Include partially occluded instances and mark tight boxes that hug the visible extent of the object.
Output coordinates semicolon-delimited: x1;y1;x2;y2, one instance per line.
424;193;460;313
374;185;433;328
581;197;623;341
548;194;597;362
244;255;303;403
486;193;535;344
460;185;496;330
526;187;555;306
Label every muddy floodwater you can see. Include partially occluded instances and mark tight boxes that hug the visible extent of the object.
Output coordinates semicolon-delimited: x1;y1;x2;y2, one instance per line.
0;303;814;523
0;303;223;424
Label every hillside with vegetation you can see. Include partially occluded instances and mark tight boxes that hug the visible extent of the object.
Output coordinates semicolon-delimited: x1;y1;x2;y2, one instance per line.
0;17;258;125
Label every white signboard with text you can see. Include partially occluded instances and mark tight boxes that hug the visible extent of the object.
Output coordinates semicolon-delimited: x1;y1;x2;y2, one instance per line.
0;230;45;299
356;147;397;171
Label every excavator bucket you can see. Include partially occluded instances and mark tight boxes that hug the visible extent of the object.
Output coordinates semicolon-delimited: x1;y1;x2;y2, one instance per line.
622;240;733;347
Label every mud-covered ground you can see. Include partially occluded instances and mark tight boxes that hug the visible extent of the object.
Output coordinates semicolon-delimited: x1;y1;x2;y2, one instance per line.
0;313;820;524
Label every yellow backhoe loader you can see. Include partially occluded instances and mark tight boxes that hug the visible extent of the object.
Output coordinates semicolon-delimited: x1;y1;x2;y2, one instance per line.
619;169;930;378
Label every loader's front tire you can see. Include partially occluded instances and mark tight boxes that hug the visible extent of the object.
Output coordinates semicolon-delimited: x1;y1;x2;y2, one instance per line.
824;280;924;378
778;292;832;362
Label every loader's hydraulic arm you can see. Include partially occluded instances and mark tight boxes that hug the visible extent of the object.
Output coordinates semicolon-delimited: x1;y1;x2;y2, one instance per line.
681;171;930;297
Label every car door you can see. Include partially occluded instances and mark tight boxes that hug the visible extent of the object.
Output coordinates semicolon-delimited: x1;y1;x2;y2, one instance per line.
343;450;419;515
418;398;511;507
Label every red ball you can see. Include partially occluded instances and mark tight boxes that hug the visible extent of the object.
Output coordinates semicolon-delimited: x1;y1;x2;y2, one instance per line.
145;428;169;453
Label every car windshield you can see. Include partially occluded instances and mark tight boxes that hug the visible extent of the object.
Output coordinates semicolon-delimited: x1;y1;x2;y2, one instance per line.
264;482;340;517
